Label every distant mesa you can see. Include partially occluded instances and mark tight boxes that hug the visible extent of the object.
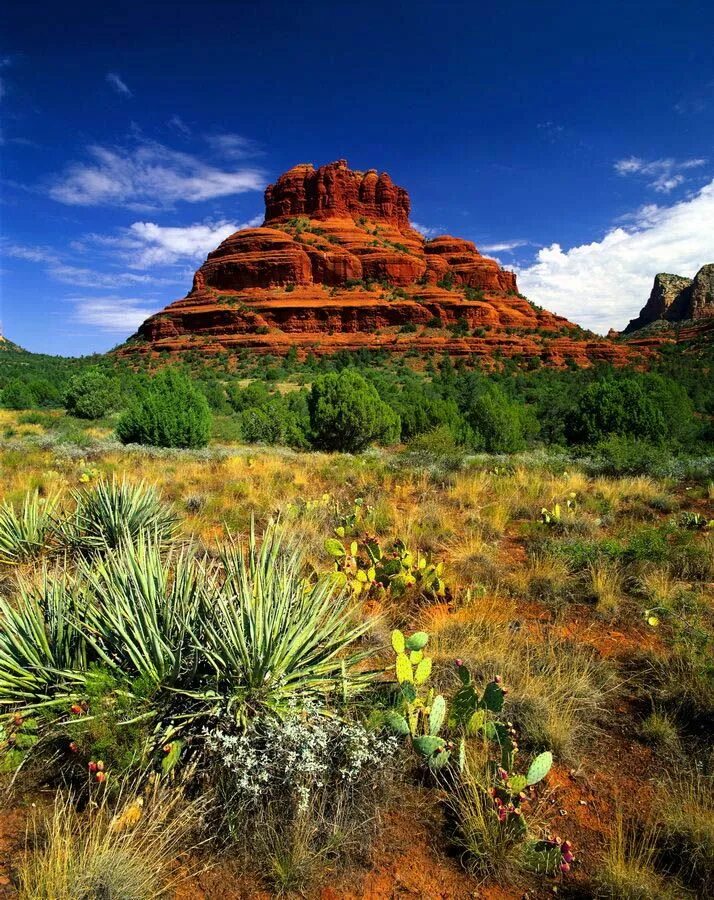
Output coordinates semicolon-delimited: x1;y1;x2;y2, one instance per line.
123;159;642;368
624;264;714;334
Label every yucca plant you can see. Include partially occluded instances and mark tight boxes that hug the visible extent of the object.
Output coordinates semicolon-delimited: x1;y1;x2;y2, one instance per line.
0;491;60;565
79;536;212;687
65;478;177;553
0;568;86;710
199;521;374;720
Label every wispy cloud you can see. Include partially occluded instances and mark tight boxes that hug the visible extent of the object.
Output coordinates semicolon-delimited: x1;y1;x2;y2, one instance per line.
614;156;707;193
410;220;441;238
536;121;564;141
205;133;262;160
68;296;158;331
48;139;266;208
481;239;530;253
106;72;132;97
517;179;714;332
4;242;178;289
168;115;191;136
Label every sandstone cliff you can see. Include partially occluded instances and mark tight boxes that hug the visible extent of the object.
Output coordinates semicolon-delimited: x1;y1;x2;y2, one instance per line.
624;264;714;334
124;160;640;367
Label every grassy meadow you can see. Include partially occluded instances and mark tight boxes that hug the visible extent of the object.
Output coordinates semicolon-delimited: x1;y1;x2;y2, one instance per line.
0;406;712;899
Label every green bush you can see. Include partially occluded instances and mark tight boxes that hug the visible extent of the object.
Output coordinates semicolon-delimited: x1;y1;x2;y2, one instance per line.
64;368;120;420
593;435;673;475
116;369;211;448
463;384;527;452
566;378;666;445
308;369;400;452
2;378;34;410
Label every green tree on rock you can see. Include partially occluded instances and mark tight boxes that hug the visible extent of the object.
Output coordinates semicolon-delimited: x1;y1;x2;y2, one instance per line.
308;369;400;452
116;369;211;448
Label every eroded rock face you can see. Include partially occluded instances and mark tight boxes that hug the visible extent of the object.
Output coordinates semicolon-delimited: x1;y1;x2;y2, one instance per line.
624;265;714;333
264;160;411;229
690;264;714;320
124;160;643;368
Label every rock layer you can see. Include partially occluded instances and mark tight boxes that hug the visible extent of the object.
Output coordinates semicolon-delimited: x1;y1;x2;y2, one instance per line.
124;160;642;367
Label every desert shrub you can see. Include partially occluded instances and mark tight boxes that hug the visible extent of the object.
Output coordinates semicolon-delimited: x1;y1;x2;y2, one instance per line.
308;369;400;452
462;384;527;453
204;705;397;889
27;377;63;408
116;369;211;448
0;512;374;757
593;435;673;476
64;368;120;420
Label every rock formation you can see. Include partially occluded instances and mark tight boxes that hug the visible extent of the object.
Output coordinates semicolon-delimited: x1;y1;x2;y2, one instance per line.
624;265;714;334
123;160;642;367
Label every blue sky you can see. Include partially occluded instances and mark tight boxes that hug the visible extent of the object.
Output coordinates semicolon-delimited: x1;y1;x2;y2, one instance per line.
2;0;713;355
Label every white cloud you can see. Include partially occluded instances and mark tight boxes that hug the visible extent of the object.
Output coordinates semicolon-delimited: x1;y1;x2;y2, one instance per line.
86;215;262;268
106;72;132;97
68;297;158;331
48;140;265;208
206;133;261;159
517;180;714;333
124;217;261;266
614;156;707;193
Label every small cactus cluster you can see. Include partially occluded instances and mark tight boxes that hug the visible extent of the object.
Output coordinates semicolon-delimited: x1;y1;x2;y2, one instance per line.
386;631;504;769
540;493;577;526
676;511;714;530
325;537;446;601
385;632;574;878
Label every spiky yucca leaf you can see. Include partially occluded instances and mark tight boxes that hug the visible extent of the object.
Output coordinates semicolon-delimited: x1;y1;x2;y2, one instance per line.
66;478;176;552
0;569;85;708
200;521;374;718
0;491;60;565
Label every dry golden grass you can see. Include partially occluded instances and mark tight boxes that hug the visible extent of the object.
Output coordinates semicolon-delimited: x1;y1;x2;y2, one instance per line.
18;778;203;900
593;813;686;899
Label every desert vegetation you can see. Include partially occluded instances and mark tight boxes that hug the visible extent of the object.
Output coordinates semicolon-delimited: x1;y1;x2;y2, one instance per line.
0;406;711;897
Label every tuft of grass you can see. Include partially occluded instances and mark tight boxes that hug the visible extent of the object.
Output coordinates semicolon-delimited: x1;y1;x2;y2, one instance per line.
18;779;201;900
588;559;623;619
655;773;714;894
639;710;679;752
593;813;687;899
447;755;527;885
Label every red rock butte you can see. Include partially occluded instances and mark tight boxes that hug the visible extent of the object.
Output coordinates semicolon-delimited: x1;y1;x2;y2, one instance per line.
124;160;641;367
